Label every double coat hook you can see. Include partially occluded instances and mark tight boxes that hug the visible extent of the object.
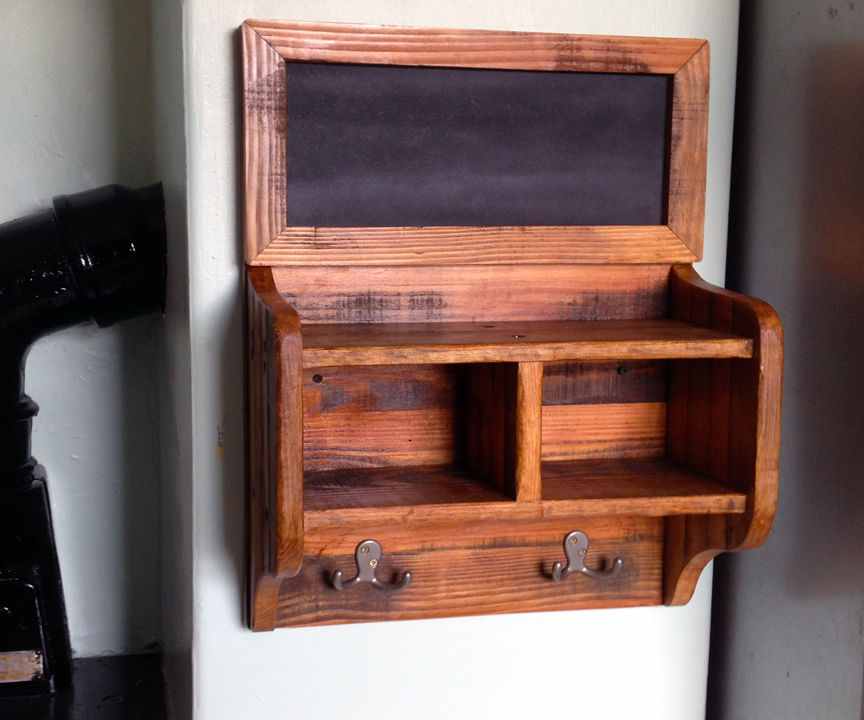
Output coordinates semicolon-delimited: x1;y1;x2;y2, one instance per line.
552;530;623;581
331;539;412;592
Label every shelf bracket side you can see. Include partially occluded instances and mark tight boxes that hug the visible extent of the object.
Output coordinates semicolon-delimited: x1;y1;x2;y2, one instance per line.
664;265;783;604
247;267;304;629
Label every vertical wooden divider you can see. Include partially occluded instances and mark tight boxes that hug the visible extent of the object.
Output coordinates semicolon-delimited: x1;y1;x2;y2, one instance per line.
515;362;543;501
463;361;542;501
463;363;513;497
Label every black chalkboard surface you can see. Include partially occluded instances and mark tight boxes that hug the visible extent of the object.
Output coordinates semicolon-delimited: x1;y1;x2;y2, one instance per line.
285;62;671;227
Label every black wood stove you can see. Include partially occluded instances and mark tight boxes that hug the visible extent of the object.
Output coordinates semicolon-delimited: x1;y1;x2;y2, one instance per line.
0;184;166;696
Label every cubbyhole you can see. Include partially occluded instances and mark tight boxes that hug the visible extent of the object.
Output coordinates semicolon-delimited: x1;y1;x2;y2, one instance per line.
301;363;521;511
540;360;746;510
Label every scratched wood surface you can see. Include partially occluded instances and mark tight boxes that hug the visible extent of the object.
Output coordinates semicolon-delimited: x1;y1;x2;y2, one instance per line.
270;264;671;324
300;462;746;528
247;271;305;584
242;23;286;262
247;20;703;72
242;20;708;266
663;265;783;604
273;516;663;628
257;227;697;267
301;319;752;366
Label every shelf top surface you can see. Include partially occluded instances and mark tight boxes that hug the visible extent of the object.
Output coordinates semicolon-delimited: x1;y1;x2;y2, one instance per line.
302;459;747;527
302;318;753;366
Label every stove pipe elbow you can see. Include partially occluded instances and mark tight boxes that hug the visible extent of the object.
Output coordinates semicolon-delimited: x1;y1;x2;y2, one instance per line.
0;183;167;487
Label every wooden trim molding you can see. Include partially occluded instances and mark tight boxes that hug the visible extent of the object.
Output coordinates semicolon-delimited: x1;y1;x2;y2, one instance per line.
241;20;708;266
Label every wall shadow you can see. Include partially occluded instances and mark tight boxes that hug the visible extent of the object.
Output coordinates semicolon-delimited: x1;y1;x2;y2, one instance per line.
109;0;162;652
710;5;864;717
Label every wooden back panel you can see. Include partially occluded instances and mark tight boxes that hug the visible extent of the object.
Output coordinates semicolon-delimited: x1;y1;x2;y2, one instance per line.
268;264;671;325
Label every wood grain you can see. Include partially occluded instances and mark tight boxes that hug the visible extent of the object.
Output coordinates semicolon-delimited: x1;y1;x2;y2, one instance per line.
247;20;703;73
302;364;463;472
463;363;518;498
667;42;709;261
664;265;783;604
302;364;460;415
273;516;664;627
302;319;752;366
303;514;651;554
242;24;286;264
247;268;307;630
516;362;543;501
460;361;541;501
304;465;510;511
271;264;671;324
243;21;779;630
541;458;745;512
303;407;458;471
254;226;697;267
247;268;305;583
541;402;667;461
300;460;746;530
242;20;709;266
543;360;667;406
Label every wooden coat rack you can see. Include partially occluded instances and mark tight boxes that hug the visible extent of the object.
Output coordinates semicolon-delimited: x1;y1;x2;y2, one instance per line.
241;19;782;630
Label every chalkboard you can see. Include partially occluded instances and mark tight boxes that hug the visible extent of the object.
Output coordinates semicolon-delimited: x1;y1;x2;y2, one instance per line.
284;62;671;227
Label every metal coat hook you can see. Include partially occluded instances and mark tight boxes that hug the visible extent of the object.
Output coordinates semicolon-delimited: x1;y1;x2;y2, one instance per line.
551;531;623;581
331;539;412;592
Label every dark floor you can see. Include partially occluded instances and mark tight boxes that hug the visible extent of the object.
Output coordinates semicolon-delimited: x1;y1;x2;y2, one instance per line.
0;654;166;720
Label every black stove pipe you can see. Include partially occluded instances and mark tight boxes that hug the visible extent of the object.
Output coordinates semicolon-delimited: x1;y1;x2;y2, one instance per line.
0;184;166;696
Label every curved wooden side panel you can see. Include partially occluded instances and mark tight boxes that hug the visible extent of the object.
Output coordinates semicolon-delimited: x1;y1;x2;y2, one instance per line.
664;265;783;604
247;267;304;629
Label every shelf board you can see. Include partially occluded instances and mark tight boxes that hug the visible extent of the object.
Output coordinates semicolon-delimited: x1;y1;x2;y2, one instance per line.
304;465;510;510
541;458;747;513
302;459;747;531
302;319;752;366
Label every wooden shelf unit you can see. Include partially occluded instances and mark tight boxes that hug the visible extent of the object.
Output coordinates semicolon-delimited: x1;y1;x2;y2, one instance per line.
242;20;783;630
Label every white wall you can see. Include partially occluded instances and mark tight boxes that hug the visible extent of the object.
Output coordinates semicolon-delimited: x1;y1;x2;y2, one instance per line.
0;0;162;657
180;2;740;719
151;0;193;713
710;2;864;717
0;1;741;716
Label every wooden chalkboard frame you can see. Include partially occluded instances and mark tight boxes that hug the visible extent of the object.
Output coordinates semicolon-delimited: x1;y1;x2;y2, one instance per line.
242;20;709;266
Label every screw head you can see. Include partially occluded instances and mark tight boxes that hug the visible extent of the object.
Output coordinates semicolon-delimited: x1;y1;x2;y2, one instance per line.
361;546;369;553
369;558;378;568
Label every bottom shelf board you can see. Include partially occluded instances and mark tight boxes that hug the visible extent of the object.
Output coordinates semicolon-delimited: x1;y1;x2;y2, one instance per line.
304;464;511;510
302;459;746;529
542;457;745;507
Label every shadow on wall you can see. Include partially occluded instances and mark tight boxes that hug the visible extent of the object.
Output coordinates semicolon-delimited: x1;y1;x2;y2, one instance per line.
106;0;162;652
710;17;864;719
785;42;864;601
207;26;248;616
